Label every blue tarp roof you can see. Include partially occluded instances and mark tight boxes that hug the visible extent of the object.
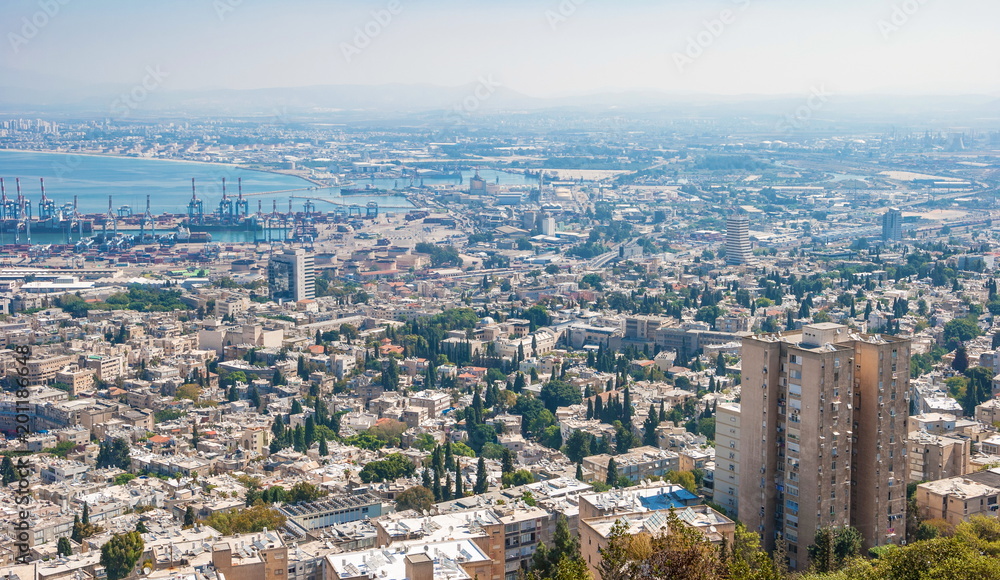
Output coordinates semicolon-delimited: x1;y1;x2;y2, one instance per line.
638;488;700;510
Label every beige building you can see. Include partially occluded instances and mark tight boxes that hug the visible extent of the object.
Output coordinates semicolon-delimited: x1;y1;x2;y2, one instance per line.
212;531;287;580
582;446;679;485
975;399;1000;427
407;390;451;415
198;322;283;355
907;430;971;483
82;354;127;382
54;366;96;394
240;427;271;454
714;402;741;519
579;506;735;579
24;354;77;385
739;323;910;569
915;476;1000;528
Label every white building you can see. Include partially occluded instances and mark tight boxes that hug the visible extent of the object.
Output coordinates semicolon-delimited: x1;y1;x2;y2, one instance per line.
268;248;316;302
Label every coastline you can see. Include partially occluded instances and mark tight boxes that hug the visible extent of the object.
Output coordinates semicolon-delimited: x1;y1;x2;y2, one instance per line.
0;147;319;186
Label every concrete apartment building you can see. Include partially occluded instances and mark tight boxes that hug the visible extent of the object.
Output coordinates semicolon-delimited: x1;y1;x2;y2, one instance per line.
25;354;76;385
975;398;1000;426
82;354;127;382
915;477;1000;528
714;402;741;519
374;506;550;580
907;430;971;483
212;531;288;580
582;446;680;485
407;390;452;416
579;506;735;579
739;323;910;569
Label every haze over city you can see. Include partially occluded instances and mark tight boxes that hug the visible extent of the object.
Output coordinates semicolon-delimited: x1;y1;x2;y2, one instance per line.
3;0;1000;102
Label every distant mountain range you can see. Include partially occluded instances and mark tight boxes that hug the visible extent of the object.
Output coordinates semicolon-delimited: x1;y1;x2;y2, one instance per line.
1;68;998;126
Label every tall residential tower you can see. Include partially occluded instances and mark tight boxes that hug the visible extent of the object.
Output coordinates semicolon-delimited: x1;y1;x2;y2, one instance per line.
738;323;910;570
881;208;902;242
726;214;752;266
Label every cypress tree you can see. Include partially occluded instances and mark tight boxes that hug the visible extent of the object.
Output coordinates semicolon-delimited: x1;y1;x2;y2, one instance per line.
474;456;488;494
501;448;514;475
442;474;452;501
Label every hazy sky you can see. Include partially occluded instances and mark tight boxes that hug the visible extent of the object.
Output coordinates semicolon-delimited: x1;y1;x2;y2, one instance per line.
3;0;998;97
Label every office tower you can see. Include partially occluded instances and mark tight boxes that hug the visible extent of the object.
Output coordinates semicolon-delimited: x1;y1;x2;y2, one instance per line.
738;323;910;570
882;208;902;242
268;248;315;302
726;215;752;265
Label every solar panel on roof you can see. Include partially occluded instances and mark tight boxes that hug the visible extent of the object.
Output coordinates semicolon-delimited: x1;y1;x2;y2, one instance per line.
646;511;667;531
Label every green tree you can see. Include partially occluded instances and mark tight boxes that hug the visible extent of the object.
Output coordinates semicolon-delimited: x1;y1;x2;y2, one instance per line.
606;458;618;486
724;523;784;580
474;456;489;494
395;486;435;513
288;481;327;503
96;438;132;470
563;429;592;464
540;379;582;412
643;404;660;447
57;536;73;557
183;506;195;527
501;447;515;475
359;453;416;483
806;526;862;573
205;504;287;535
666;470;698;494
100;531;144;580
952;344;969;373
0;456;16;485
597;520;632;580
943;317;982;349
502;469;534;487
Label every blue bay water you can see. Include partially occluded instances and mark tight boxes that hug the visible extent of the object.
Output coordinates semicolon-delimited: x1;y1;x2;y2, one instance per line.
0;151;534;217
